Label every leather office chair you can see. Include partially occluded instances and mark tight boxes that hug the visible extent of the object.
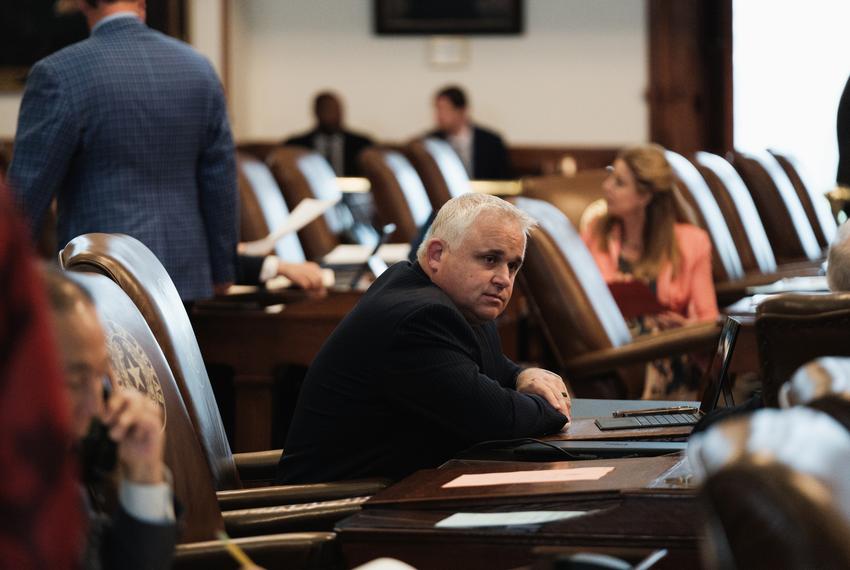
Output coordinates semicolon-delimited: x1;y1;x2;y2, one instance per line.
769;149;837;248
511;197;719;398
60;234;388;504
755;293;850;406
520;170;607;229
238;152;308;262
359;147;432;243
266;147;361;260
67;272;365;547
406;137;471;209
731;150;822;263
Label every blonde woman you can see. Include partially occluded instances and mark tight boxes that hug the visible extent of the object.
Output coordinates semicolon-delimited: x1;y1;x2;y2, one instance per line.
581;144;718;398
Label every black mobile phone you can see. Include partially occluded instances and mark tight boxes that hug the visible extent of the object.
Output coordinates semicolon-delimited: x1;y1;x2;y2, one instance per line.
79;377;118;485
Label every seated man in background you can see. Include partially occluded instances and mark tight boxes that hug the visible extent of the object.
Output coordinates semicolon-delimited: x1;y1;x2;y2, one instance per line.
429;85;512;180
283;91;375;177
278;194;570;484
827;220;850;291
44;270;177;569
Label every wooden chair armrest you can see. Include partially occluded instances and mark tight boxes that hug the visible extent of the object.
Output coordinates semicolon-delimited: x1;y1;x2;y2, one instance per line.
232;449;283;485
222;497;369;537
564;321;720;378
174;532;339;569
217;478;390;510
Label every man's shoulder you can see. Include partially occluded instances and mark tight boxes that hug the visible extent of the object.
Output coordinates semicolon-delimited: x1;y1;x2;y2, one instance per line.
283;130;316;147
362;263;462;322
343;130;374;147
473;125;506;145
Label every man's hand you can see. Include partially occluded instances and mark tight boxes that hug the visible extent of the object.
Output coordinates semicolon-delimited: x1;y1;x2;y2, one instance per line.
102;389;166;485
279;261;326;292
516;368;572;419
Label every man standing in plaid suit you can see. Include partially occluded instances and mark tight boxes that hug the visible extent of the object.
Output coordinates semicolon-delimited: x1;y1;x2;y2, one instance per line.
9;0;238;302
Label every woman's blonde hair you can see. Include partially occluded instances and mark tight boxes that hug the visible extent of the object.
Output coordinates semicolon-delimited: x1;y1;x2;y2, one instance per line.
594;143;680;280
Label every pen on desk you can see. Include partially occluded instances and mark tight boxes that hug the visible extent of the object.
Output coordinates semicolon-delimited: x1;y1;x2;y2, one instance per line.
612;406;699;418
215;530;255;567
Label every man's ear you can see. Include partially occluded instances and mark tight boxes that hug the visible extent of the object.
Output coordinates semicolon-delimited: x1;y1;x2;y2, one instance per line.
425;239;445;272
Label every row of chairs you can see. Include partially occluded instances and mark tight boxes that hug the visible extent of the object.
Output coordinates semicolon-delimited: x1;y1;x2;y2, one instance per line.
60;234;392;566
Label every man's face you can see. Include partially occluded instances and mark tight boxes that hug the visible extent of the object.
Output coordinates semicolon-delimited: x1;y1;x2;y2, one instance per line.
316;97;342;133
434;96;467;135
426;212;525;324
53;300;110;439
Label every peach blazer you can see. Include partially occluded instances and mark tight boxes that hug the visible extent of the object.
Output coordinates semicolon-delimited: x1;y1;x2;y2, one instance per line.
581;218;719;323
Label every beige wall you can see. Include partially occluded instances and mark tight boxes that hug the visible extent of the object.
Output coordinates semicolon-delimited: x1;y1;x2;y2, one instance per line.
1;1;648;146
228;0;648;145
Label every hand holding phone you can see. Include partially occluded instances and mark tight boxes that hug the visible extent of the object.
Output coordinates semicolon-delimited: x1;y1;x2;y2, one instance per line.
102;388;166;485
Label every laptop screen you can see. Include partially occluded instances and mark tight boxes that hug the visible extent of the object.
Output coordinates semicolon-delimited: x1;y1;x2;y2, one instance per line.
697;317;741;413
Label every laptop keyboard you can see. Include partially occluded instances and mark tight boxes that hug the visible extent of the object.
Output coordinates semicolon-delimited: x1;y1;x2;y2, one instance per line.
595;413;702;431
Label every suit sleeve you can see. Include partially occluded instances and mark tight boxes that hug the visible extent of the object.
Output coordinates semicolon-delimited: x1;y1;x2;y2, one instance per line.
197;75;239;284
7;60;79;237
102;506;177;570
383;304;567;446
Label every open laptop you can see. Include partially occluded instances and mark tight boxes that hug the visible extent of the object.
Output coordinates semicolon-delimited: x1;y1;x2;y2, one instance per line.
593;316;740;431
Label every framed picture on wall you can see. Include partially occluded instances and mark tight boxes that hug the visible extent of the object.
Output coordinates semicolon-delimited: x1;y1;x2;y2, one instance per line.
0;0;187;92
374;0;524;36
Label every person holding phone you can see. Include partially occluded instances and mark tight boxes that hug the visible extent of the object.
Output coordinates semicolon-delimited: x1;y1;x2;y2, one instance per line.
44;269;177;570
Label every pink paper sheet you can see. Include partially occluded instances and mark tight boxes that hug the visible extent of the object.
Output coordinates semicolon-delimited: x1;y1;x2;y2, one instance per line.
442;466;614;488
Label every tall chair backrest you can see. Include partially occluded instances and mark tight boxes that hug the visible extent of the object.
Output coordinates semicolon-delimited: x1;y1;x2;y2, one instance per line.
266;147;346;260
756;292;850;406
695;151;778;274
359;148;432;243
770;150;837;248
732;150;822;262
237;152;306;262
406;137;470;209
67;272;224;542
511;197;632;365
666;150;745;282
520;171;608;229
60;233;239;491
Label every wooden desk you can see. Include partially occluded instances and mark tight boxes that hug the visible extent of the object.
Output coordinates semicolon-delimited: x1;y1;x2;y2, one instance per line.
191;290;362;451
338;492;701;569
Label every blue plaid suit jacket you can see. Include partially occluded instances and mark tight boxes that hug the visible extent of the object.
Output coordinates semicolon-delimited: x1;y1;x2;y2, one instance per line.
9;16;238;301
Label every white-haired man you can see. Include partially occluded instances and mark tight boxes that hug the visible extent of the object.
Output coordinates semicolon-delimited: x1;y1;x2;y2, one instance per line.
278;193;570;484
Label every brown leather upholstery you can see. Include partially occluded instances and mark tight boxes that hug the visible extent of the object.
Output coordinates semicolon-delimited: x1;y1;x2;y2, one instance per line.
694;151;778;274
511;197;719;398
174;532;340;570
756;293;850;406
237;152;308;261
359;147;432;243
61;233;239;490
66;272;224;542
732;150;822;262
769;150;837;248
406;137;470;209
266;147;344;260
520;171;607;228
666;151;745;282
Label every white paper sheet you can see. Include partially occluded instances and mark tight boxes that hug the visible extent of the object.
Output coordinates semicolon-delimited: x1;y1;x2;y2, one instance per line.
435;510;590;529
442;466;614;488
322;243;412;265
239;197;339;257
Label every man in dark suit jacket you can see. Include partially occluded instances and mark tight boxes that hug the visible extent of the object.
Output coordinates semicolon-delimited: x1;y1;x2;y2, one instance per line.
9;0;238;302
429;85;512;180
44;269;176;570
837;75;850;188
278;194;570;484
283;92;374;177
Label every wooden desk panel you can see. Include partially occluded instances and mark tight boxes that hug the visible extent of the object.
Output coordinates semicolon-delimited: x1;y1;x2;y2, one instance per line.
338;493;701;570
367;456;687;509
191;291;362;451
